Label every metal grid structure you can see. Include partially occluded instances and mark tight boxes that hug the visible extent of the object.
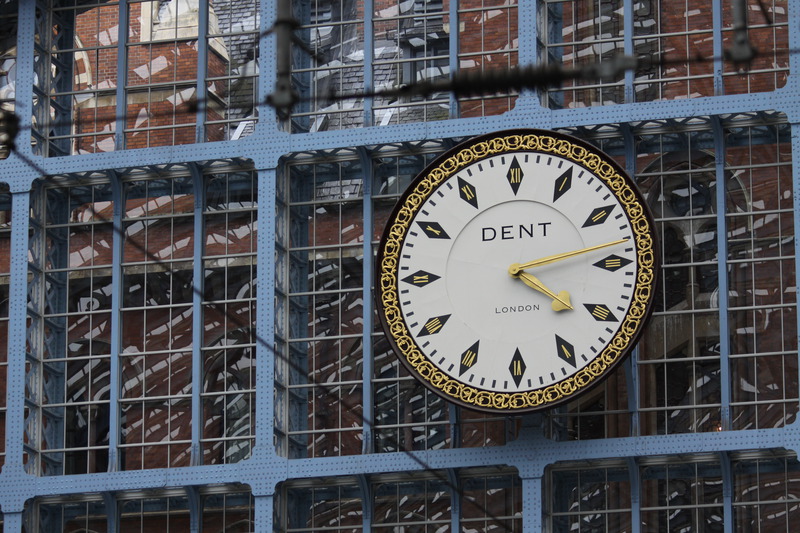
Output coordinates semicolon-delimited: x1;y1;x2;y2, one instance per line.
0;0;798;531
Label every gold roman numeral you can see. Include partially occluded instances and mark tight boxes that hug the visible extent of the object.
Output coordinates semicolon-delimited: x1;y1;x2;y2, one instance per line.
402;270;441;287
583;304;618;322
462;349;477;368
419;314;451;337
508;167;522;184
555;335;577;368
582;205;615;228
459;341;480;376
592;254;632;272
509;348;527;386
458;177;479;208
416;221;451;239
553;168;573;202
425;317;442;334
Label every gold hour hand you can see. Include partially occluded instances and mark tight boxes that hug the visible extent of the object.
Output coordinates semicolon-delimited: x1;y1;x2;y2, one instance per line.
515;271;573;312
508;237;630;275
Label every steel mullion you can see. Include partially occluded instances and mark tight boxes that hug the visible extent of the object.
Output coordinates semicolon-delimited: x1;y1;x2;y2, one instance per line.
195;0;210;143
115;0;129;150
4;189;32;480
624;0;634;102
711;0;725;95
518;0;537;104
256;167;276;449
521;469;544;531
107;173;124;470
788;81;800;462
712;116;734;532
190;164;204;465
622;129;642;533
362;0;374;125
448;0;458;118
627;456;641;533
712;117;732;434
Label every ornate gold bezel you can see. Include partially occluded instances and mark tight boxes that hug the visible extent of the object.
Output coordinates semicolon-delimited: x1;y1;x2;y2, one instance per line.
376;130;657;413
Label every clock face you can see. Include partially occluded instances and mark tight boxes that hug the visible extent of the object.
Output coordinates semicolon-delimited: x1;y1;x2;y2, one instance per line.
376;130;658;413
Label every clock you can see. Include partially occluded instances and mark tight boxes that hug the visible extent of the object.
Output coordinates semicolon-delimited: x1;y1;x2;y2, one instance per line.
376;129;658;413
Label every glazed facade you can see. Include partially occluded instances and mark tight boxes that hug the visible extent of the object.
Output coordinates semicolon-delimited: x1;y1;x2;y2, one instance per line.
0;0;797;531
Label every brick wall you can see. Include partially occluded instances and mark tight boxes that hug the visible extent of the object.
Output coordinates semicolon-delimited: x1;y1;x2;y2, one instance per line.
73;2;228;151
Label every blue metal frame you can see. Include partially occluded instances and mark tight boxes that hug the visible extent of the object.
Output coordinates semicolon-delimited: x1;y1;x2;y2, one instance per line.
0;0;799;530
108;173;124;472
191;164;205;465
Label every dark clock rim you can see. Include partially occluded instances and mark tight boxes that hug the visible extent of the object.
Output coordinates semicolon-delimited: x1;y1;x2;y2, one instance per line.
374;128;660;414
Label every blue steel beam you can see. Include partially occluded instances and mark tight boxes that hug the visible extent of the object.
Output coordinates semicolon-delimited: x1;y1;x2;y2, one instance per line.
719;450;733;533
357;147;374;455
448;0;458;118
520;467;544;531
254;168;277;454
2;190;32;490
0;1;799;531
195;1;211;144
627;457;641;533
621;123;640;440
712;116;732;432
3;88;800;194
114;0;129;151
107;174;124;472
186;485;201;533
11;0;35;162
0;422;795;508
792;78;800;461
191;164;205;465
712;0;724;95
363;0;375;125
446;468;460;531
356;473;372;530
103;491;119;533
623;0;634;103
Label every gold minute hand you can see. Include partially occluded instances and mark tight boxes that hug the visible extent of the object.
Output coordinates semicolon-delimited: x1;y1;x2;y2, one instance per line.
516;272;573;312
508;237;630;275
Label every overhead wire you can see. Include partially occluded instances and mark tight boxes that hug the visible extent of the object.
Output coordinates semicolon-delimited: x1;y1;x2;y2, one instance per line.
10;44;798;139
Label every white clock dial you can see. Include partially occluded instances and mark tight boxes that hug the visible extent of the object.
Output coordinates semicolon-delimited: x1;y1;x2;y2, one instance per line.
377;130;657;413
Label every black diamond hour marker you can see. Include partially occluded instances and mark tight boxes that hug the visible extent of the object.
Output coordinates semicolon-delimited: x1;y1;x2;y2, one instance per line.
509;348;526;386
582;205;616;227
555;335;577;368
506;156;524;195
402;270;441;287
458;177;478;208
417;221;451;239
553;167;573;202
419;314;451;336
460;340;480;376
584;303;618;322
593;254;632;272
